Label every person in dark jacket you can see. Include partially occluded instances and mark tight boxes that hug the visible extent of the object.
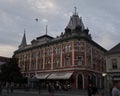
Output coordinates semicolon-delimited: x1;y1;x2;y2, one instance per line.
0;83;2;95
92;85;98;96
88;84;92;96
38;83;41;94
48;83;55;96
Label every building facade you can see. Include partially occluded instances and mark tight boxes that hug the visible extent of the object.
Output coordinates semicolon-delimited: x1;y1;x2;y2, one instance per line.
106;43;120;81
14;11;106;89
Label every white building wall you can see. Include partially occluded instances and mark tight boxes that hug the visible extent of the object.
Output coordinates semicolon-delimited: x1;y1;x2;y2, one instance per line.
106;53;120;73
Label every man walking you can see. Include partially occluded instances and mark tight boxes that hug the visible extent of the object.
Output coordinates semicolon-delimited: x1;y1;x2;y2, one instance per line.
112;81;120;96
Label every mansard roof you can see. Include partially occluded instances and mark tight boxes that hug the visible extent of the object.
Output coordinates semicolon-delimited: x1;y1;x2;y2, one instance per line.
109;43;120;53
15;34;107;54
66;14;85;31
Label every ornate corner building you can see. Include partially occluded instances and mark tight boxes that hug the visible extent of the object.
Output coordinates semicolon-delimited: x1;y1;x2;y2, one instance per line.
14;10;107;89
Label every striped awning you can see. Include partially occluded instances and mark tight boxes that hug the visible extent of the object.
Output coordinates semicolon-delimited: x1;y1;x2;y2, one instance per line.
47;72;73;80
35;73;50;79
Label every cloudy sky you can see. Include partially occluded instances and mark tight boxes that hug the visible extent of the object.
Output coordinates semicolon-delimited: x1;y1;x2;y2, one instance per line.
0;0;120;57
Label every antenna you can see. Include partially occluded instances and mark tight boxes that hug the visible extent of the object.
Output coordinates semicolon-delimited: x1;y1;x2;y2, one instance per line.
46;25;48;35
74;6;77;15
24;28;26;33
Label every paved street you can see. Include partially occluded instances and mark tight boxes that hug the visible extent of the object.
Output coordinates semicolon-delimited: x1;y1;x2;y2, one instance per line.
0;89;88;96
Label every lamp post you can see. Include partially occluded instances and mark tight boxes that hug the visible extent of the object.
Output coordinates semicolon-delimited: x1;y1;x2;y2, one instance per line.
102;73;107;96
102;73;112;96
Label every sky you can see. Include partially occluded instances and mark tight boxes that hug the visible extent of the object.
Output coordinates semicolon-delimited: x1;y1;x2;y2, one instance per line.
0;0;120;57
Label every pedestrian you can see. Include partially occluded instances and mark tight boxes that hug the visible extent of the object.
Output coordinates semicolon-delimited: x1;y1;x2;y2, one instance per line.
92;85;98;96
38;83;41;94
10;82;14;93
112;81;120;96
6;82;10;93
0;83;2;95
88;84;92;96
48;83;55;96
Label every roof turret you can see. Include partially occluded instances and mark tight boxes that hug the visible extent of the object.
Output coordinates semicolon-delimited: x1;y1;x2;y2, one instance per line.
19;29;27;49
66;7;85;31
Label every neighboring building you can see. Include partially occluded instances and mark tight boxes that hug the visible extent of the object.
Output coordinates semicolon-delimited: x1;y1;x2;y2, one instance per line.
14;10;107;89
106;43;120;81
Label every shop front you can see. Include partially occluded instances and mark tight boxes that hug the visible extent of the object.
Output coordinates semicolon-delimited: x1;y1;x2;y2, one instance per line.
35;72;74;90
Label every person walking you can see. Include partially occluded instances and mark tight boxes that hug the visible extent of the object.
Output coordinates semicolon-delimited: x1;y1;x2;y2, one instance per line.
10;82;14;93
0;83;2;95
92;85;98;96
112;81;120;96
38;83;41;94
6;82;10;93
88;84;92;96
48;83;55;96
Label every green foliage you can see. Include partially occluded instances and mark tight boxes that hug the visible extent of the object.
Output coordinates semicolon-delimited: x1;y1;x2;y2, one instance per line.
0;58;24;83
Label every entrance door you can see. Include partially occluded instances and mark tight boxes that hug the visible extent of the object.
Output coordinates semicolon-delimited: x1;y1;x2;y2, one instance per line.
78;74;83;89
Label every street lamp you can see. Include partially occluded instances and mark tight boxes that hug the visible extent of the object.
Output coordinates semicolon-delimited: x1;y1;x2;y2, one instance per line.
102;73;107;77
102;73;107;96
102;73;112;96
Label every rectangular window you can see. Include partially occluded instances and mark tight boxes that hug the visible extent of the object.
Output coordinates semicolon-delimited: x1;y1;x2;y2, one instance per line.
78;56;82;65
77;44;81;51
65;45;71;53
37;61;42;69
31;61;36;70
65;57;70;66
112;59;117;69
32;53;36;58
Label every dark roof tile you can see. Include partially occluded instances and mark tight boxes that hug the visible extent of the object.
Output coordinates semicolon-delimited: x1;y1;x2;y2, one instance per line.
109;43;120;53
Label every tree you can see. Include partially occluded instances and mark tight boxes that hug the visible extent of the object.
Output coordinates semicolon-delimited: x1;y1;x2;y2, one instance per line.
0;58;24;83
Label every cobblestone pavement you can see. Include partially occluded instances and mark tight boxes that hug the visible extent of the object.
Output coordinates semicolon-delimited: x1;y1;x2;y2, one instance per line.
0;89;88;96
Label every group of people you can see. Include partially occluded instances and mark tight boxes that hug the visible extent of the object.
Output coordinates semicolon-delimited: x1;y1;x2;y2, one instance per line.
6;82;14;93
0;82;14;95
88;81;120;96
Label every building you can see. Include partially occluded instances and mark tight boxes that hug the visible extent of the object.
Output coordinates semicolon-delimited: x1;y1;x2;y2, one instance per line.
14;10;107;89
106;43;120;81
